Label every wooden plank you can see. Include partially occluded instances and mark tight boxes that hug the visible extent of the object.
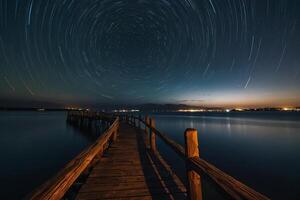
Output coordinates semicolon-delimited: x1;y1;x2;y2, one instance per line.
76;123;187;200
76;192;186;200
82;179;185;188
76;188;185;199
79;182;184;193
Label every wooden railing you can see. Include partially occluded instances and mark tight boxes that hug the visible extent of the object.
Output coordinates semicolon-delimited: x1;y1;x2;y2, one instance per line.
125;114;270;200
28;111;119;200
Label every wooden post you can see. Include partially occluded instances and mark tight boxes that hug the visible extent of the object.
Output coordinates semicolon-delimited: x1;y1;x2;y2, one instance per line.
145;115;150;148
184;128;202;200
150;118;156;151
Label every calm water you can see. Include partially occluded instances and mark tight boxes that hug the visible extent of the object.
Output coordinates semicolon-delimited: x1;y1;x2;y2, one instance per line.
150;112;300;200
0;111;94;199
0;111;299;199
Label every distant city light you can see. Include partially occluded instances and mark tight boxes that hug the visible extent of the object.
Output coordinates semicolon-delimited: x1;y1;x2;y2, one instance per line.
282;107;294;111
113;109;140;113
226;109;231;113
178;109;205;112
65;107;85;111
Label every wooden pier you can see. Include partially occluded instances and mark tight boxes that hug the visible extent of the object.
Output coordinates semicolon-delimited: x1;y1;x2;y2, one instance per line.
28;111;270;200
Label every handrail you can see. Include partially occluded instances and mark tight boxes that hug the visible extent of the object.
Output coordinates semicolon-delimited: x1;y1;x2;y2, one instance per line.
189;157;269;200
28;113;119;200
139;118;186;159
127;115;270;200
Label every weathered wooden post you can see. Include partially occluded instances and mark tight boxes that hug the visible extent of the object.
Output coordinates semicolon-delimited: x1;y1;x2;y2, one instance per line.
145;115;150;148
184;128;202;200
150;118;156;151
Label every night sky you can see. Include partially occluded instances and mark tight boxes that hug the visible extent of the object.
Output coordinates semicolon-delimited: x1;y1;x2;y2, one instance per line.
0;0;299;107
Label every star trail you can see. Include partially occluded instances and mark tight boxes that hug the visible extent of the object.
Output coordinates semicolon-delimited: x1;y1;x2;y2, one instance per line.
0;0;299;107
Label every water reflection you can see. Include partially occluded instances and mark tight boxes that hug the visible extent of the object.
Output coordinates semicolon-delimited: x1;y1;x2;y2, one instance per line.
0;111;95;199
150;112;300;200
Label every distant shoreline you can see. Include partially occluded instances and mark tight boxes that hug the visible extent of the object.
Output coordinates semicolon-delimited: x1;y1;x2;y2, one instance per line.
0;108;67;112
0;107;299;113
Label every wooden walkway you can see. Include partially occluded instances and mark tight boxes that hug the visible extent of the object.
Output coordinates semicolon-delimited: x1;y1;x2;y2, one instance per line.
29;111;270;200
76;123;187;200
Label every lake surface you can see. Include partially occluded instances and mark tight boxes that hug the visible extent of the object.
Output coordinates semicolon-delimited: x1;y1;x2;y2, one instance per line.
0;111;95;199
0;111;299;199
150;112;300;200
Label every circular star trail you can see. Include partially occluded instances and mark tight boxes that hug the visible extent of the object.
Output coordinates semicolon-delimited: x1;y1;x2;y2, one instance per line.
0;0;299;107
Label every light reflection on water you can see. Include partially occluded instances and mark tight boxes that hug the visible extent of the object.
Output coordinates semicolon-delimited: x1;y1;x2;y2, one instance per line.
150;112;300;200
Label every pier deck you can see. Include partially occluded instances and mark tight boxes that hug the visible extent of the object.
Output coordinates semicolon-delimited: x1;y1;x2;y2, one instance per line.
76;123;186;200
